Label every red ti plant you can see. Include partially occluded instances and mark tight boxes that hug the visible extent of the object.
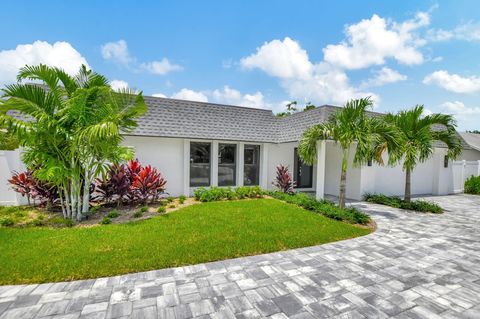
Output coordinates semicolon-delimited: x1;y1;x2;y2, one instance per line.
127;159;142;177
8;171;35;205
272;164;296;194
131;165;167;204
109;164;131;206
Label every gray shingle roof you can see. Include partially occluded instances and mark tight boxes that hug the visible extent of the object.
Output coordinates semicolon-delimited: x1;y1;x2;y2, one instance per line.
130;96;471;149
459;132;480;151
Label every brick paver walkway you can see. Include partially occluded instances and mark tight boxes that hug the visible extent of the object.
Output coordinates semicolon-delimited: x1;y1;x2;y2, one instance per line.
0;195;479;318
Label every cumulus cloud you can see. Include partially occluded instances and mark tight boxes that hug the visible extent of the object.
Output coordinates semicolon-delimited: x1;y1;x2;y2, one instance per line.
239;37;377;105
101;40;131;65
240;37;313;79
361;67;407;88
211;86;265;108
101;40;182;75
439;101;480;130
140;58;183;75
110;79;129;91
323;12;429;69
152;93;166;98
171;88;209;102
0;40;89;85
423;71;480;93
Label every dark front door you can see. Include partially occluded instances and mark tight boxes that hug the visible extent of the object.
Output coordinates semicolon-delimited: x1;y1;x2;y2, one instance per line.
294;148;313;188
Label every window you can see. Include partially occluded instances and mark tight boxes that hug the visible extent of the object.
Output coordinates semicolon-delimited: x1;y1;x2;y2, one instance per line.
294;148;313;188
190;142;211;187
244;145;260;186
218;144;236;186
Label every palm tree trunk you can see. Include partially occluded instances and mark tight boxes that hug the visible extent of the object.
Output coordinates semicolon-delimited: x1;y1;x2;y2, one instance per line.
404;167;411;203
338;150;349;209
82;167;90;216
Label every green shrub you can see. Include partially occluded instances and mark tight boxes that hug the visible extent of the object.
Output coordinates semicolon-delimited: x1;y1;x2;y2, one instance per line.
0;217;14;227
100;217;112;225
194;186;265;202
363;193;443;214
157;206;166;213
168;204;176;208
133;211;143;218
465;175;480;194
166;197;174;203
140;206;148;213
47;217;74;228
269;191;369;224
106;210;120;218
158;200;167;206
179;195;187;204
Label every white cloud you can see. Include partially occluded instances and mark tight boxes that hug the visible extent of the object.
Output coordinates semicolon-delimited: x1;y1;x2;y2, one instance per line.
240;37;313;79
212;85;265;108
171;88;208;102
152;93;166;98
361;67;407;88
110;79;129;91
427;22;480;43
101;40;182;75
439;101;480;130
140;58;183;75
0;40;89;85
423;70;480;93
239;37;377;105
323;12;429;69
101;40;131;65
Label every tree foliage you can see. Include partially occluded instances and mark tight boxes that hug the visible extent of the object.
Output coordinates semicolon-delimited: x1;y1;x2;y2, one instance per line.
298;98;398;208
0;64;147;220
384;105;461;202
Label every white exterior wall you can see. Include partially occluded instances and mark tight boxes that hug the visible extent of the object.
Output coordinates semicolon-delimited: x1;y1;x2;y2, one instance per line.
266;142;316;191
324;142;363;199
124;136;185;196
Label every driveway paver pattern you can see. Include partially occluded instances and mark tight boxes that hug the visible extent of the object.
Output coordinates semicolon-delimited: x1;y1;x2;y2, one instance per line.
0;195;479;318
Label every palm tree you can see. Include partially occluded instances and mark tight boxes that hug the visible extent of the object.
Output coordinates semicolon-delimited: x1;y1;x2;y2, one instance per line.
384;105;461;202
0;64;146;220
298;98;398;208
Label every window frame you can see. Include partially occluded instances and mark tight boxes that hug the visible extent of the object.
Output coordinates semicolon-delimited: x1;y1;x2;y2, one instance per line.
189;141;212;187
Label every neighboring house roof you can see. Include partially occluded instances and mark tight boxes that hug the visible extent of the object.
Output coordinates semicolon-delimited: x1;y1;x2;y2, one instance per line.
459;132;480;151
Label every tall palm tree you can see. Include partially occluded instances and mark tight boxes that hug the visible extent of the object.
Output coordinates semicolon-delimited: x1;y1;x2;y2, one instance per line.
298;98;398;208
0;64;146;220
384;105;461;202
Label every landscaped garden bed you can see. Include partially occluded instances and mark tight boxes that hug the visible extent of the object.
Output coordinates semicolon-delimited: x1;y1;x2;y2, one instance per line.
0;198;371;284
465;175;480;195
363;193;443;213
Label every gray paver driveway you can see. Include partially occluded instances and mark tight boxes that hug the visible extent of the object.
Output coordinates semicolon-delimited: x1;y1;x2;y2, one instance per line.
0;195;479;319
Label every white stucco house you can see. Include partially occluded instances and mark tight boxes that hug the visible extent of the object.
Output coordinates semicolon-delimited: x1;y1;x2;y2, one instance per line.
1;95;480;205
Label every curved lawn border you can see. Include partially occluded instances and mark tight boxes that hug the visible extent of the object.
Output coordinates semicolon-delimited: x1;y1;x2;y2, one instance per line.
0;199;372;285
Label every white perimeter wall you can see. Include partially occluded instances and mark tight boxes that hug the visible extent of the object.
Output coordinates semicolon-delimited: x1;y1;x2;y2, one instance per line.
0;150;27;205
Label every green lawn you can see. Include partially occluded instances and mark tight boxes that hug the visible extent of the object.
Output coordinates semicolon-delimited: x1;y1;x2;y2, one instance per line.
0;199;371;284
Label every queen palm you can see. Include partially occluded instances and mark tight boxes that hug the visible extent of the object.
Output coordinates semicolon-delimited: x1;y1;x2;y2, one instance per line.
298;98;398;208
0;64;146;220
384;105;461;202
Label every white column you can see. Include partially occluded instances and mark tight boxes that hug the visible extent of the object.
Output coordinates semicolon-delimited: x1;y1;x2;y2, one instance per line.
212;141;219;187
315;141;326;200
260;143;269;189
237;143;245;187
183;139;190;196
477;160;480;177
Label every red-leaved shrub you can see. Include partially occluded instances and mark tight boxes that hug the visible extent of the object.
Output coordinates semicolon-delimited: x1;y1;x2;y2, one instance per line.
272;164;296;194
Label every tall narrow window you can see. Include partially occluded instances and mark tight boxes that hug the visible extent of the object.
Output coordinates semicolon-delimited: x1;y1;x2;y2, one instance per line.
218;144;236;186
190;142;211;187
294;148;313;188
244;145;260;186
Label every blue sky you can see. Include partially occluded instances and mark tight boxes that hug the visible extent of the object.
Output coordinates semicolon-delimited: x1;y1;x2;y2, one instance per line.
1;1;480;130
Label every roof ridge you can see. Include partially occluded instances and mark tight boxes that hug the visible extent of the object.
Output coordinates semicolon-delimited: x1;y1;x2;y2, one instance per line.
144;95;275;114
